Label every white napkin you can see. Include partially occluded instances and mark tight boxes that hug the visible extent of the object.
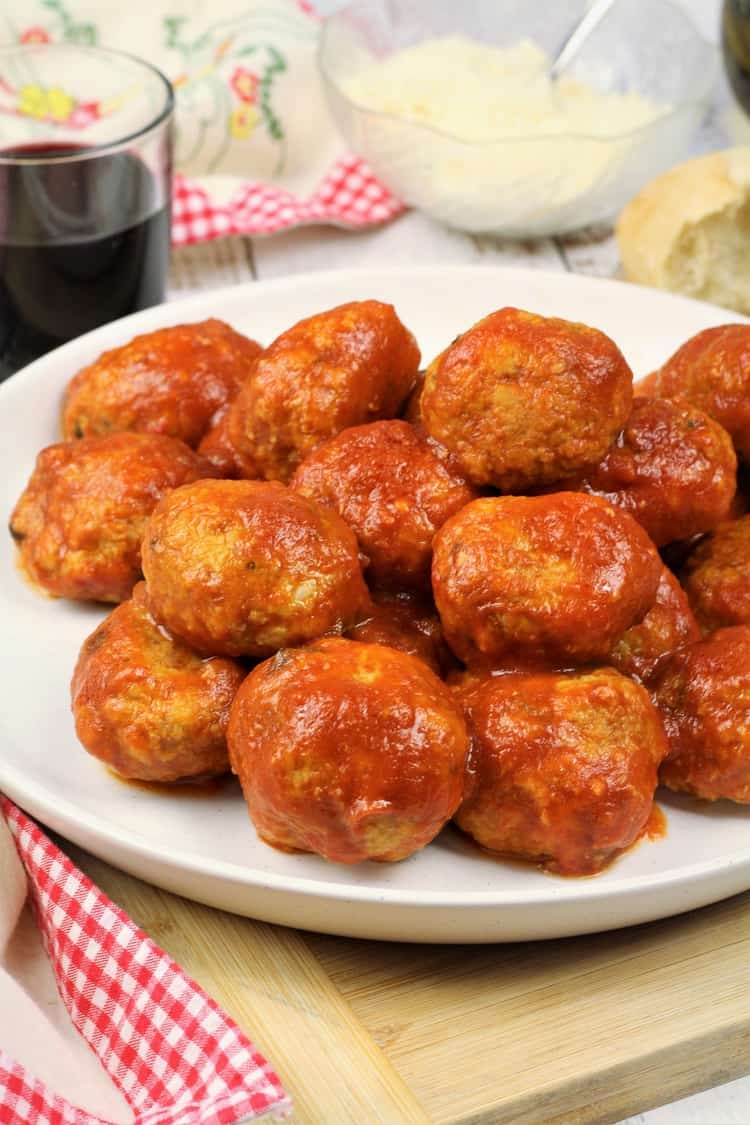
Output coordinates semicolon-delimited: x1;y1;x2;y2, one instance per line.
0;815;132;1123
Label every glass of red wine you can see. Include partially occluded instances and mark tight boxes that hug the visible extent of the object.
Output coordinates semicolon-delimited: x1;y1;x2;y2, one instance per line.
0;43;174;381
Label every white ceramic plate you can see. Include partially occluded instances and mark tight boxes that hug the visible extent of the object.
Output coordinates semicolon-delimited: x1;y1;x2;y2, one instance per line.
2;265;750;944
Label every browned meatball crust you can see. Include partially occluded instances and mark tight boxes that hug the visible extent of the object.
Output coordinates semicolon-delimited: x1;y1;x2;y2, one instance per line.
608;567;700;684
71;583;245;782
453;668;667;875
432;493;662;666
227;637;470;863
291;420;477;589
681;515;750;632
227;301;420;482
654;626;750;802
9;433;215;603
421;307;633;491
142;478;369;657
62;319;262;447
640;325;750;460
571;396;737;547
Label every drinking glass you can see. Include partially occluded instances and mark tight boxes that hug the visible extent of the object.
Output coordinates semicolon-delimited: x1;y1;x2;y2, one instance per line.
0;43;174;381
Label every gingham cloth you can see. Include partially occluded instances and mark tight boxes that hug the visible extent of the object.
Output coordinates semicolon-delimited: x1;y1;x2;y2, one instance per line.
172;156;404;246
0;798;290;1125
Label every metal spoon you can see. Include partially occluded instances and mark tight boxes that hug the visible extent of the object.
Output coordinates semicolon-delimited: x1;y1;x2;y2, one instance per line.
549;0;619;80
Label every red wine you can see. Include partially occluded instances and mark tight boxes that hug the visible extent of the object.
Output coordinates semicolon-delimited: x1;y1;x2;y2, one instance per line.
0;143;169;381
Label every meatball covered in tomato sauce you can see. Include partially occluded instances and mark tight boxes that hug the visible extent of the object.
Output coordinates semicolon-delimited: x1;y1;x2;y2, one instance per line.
640;325;750;461
681;515;750;632
142;478;369;657
227;637;470;863
291;420;477;590
421;307;633;491
453;668;667;875
197;404;258;479
571;396;737;547
62;319;262;447
346;588;455;676
227;301;420;482
9;433;215;603
654;626;750;803
432;493;662;666
608;567;700;685
71;583;245;782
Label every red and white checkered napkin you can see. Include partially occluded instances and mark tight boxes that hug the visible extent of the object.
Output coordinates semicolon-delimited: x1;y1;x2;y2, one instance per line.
172;155;404;246
0;798;291;1125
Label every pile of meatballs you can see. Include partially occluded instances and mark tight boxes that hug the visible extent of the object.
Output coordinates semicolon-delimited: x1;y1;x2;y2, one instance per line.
9;303;750;877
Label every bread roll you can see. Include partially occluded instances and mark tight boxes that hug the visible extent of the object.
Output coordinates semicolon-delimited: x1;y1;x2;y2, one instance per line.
616;147;750;314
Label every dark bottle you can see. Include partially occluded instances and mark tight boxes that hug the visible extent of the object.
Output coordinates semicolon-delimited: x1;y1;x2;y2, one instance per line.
723;0;750;113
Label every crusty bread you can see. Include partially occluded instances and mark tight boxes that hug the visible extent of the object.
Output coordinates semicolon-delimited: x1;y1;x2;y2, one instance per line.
616;147;750;314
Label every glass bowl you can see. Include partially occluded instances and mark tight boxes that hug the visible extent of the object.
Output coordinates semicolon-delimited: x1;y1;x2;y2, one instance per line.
318;0;718;237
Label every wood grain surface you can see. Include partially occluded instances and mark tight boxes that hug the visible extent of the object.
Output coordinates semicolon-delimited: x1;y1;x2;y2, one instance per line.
68;842;750;1125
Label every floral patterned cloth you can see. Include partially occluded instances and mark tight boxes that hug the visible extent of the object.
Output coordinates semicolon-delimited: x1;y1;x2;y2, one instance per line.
1;0;404;242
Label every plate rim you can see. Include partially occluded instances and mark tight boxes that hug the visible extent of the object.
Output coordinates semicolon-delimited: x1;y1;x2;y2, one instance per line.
3;759;750;909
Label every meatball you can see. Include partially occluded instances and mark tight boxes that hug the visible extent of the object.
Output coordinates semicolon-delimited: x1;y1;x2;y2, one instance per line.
571;396;737;547
609;567;700;684
681;516;750;632
346;588;455;676
9;433;215;603
142;478;369;657
227;637;470;863
432;493;662;666
453;668;667;875
654;626;750;803
71;583;245;782
421;307;633;491
291;420;477;589
227;301;420;482
635;370;660;396
641;325;750;460
62;319;262;448
197;404;258;479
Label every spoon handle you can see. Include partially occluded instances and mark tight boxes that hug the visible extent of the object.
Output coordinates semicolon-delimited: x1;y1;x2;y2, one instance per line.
550;0;619;80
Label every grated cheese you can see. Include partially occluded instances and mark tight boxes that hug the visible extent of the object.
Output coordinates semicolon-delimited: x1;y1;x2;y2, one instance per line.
342;37;665;142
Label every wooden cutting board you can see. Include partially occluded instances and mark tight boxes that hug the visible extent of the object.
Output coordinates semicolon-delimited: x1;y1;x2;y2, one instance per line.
68;843;750;1125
